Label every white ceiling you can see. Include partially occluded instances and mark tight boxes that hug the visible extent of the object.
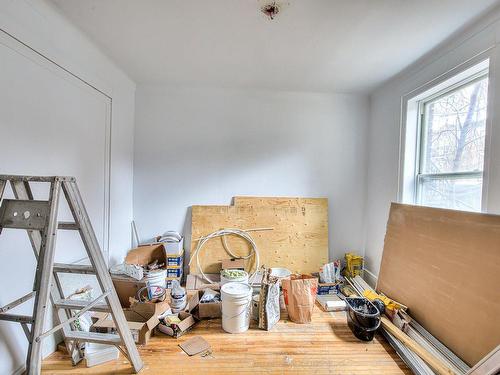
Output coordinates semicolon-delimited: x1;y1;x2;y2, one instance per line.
50;0;500;93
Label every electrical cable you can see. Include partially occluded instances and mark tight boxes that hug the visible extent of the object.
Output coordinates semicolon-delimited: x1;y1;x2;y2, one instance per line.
189;228;270;284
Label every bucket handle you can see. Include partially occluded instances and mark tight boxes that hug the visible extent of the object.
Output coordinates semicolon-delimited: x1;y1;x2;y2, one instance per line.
223;301;252;320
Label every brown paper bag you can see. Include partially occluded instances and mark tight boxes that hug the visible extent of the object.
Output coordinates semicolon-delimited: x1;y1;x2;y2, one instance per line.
282;275;318;324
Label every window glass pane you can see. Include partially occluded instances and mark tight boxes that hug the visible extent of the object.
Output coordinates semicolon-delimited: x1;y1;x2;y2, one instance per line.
419;177;482;212
422;77;488;174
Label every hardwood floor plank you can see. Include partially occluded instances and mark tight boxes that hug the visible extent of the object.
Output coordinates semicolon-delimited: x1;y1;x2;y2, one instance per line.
42;305;411;374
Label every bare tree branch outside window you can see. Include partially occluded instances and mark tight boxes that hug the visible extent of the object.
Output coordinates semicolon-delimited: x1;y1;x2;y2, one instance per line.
418;75;488;211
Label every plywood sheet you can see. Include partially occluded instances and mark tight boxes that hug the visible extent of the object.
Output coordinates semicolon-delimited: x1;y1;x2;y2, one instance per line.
190;197;328;274
233;196;326;208
377;203;500;366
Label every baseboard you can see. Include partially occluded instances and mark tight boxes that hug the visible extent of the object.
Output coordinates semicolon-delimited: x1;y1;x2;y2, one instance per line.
12;365;25;375
363;269;378;289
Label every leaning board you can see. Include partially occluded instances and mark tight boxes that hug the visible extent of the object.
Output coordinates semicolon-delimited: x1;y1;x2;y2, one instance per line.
190;197;328;274
377;203;500;366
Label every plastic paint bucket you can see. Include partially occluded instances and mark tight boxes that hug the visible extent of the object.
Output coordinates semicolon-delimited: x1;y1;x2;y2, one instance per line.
345;297;381;341
269;268;291;279
221;282;252;333
146;270;167;299
170;280;187;313
220;270;249;286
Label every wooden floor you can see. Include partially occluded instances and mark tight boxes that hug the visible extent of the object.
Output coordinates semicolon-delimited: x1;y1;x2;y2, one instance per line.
42;306;411;374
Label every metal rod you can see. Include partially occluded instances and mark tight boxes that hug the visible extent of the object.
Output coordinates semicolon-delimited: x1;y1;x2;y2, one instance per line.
21;322;32;342
0;313;34;323
0;291;36;313
35;291;110;342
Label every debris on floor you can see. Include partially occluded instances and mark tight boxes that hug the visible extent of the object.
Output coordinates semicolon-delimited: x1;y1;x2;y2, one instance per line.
179;336;211;357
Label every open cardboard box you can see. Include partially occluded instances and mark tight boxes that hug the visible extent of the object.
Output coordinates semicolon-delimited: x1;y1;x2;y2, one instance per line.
157;311;196;338
92;299;170;345
111;274;147;307
188;289;222;319
125;243;166;267
111;243;169;307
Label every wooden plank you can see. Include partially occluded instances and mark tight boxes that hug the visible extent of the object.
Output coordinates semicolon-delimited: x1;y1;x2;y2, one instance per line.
234;196;327;208
381;316;455;375
377;203;500;367
43;306;411;374
190;197;328;274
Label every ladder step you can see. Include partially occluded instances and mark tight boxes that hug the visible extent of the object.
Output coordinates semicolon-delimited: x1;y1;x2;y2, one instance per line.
58;221;79;230
0;313;33;323
65;331;122;345
53;263;95;274
53;299;110;312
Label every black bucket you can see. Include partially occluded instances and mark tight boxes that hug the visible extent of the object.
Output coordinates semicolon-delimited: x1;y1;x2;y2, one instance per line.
345;297;381;341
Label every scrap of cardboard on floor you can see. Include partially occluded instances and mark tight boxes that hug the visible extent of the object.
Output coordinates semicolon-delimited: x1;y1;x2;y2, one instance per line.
179;336;211;356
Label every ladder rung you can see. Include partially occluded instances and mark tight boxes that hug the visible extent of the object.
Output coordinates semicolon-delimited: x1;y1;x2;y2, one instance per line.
0;175;74;182
53;263;95;274
0;313;33;323
58;221;79;230
65;331;123;345
53;299;110;312
0;291;36;313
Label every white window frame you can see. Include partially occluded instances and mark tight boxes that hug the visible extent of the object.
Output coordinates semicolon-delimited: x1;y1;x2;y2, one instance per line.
399;54;494;212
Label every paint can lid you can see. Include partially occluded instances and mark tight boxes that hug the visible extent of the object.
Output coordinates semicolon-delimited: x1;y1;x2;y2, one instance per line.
221;282;252;299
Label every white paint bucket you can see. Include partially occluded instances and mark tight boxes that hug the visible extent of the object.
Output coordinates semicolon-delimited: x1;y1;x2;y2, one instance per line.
221;282;252;334
220;270;249;286
270;268;291;279
146;270;167;299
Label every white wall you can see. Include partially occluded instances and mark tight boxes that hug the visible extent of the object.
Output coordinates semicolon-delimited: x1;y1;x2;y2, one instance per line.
363;7;500;278
134;86;369;261
0;0;135;373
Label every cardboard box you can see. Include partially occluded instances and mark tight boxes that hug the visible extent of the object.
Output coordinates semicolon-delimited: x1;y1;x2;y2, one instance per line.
221;258;245;271
317;282;340;295
111;274;147;307
92;299;170;345
316;294;346;312
166;250;184;266
125;243;166;267
188;289;222;319
156;311;196;338
163;237;183;255
311;272;340;295
166;266;183;278
185;274;220;291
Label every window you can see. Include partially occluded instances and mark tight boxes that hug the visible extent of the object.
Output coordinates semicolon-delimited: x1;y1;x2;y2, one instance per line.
401;60;490;212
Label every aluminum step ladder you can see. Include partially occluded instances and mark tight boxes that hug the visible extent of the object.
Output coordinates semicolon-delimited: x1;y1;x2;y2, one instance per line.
0;175;143;374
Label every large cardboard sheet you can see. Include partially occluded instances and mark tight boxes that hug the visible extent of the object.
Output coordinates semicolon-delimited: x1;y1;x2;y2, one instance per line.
377;203;500;366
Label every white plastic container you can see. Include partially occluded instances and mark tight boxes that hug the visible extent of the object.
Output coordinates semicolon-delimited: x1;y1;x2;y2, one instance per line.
221;282;252;333
269;267;291;279
85;343;119;367
170;279;187;313
220;269;249;286
146;269;167;299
